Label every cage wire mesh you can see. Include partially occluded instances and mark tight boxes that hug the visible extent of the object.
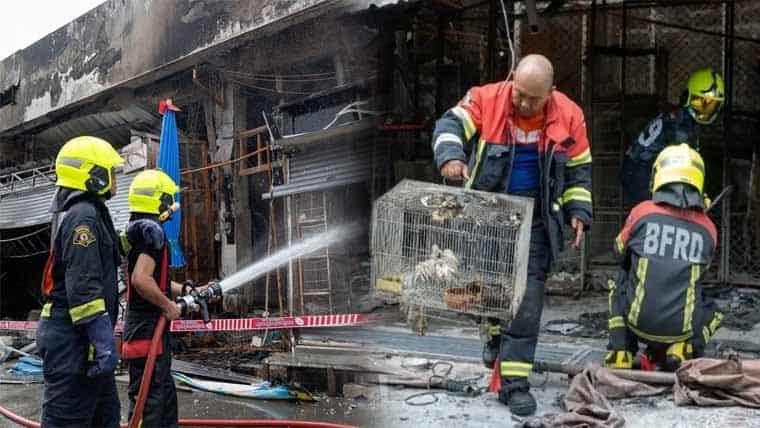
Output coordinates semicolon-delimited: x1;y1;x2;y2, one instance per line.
371;180;533;320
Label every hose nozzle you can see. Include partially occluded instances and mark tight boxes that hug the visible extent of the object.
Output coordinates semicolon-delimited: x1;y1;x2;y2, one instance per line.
176;280;223;326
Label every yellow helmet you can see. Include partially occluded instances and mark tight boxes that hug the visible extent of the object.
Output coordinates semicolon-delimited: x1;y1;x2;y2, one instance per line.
684;68;725;125
55;136;124;195
128;169;180;217
651;143;705;195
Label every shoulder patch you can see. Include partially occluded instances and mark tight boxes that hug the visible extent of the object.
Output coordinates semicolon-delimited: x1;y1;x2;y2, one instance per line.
72;225;96;247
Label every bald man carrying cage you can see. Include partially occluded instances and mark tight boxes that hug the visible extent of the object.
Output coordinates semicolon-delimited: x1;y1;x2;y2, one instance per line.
431;55;593;416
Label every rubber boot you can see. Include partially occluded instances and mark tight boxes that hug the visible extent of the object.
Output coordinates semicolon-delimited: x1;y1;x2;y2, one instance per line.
498;381;537;416
663;342;692;372
481;319;501;369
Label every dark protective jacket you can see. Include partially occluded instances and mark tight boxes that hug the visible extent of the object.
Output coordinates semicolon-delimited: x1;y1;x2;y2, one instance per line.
609;200;717;344
122;217;171;359
620;107;699;206
432;81;593;262
43;192;121;327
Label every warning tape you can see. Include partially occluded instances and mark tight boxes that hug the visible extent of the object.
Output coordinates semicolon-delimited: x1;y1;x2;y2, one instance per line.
0;314;378;333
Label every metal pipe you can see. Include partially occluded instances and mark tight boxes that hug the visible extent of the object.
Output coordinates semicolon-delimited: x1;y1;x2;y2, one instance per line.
721;0;735;285
534;360;676;385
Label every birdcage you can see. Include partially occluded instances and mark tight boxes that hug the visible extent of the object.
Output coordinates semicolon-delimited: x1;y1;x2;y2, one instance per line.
371;180;533;320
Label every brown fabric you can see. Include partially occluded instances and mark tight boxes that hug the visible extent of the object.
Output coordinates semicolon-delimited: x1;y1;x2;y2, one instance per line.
588;366;668;399
523;365;666;428
674;358;760;408
522;359;760;428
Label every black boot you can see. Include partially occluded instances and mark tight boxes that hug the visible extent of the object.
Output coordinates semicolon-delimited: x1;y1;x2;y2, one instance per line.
481;319;501;368
498;381;537;416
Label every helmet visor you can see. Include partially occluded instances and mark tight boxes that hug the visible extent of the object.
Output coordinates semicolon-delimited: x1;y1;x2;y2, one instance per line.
689;95;722;124
160;193;175;210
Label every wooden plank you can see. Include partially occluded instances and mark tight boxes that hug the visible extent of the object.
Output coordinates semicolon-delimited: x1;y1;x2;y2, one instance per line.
233;126;268;140
238;164;271;176
326;367;337;396
171;358;258;385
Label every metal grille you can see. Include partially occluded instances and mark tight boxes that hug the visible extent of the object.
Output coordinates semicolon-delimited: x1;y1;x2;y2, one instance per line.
515;11;588;279
371;180;533;319
293;191;334;315
509;1;760;286
725;119;760;285
516;12;585;103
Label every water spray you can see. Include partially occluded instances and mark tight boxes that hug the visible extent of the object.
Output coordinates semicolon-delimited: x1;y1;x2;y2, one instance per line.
175;224;362;325
217;224;362;294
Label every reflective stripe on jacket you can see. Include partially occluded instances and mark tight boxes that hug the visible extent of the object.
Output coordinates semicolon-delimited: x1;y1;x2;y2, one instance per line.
432;81;592;261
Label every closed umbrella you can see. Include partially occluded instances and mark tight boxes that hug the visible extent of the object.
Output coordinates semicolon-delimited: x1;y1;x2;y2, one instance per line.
157;99;186;267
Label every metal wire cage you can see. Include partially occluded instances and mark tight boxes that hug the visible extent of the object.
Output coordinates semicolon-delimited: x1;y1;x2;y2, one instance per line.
371;180;533;320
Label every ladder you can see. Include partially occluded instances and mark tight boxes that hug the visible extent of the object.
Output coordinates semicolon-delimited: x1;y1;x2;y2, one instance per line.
295;191;333;315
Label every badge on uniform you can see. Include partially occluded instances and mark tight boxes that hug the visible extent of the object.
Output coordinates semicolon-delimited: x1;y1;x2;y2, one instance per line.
73;225;96;247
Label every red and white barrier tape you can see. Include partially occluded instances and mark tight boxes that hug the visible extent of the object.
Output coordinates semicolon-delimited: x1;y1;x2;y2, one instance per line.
0;314;377;333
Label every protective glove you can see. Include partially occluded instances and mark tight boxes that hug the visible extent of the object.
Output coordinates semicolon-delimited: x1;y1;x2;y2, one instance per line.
85;313;119;377
182;280;197;296
604;350;633;369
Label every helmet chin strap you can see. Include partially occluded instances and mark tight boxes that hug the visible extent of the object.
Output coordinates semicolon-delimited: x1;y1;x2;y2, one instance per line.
158;202;181;222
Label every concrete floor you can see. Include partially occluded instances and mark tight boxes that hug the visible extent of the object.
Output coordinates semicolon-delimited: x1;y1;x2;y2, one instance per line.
358;375;760;428
3;292;760;427
0;376;374;427
312;291;760;428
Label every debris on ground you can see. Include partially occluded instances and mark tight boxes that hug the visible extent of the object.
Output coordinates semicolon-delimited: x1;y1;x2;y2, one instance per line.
707;288;760;331
8;356;43;376
171;372;314;401
545;311;608;338
171;357;262;384
343;383;380;401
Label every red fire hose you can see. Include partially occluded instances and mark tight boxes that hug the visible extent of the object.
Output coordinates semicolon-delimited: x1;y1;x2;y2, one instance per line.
128;316;167;428
0;315;357;428
0;405;357;428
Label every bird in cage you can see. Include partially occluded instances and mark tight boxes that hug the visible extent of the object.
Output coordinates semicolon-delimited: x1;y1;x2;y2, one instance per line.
505;211;523;227
421;193;466;223
413;244;460;286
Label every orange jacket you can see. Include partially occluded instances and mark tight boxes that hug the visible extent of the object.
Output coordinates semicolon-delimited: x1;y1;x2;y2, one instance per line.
432;81;593;260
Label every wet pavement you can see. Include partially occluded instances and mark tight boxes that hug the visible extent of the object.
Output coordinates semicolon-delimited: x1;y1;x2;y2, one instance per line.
0;369;373;427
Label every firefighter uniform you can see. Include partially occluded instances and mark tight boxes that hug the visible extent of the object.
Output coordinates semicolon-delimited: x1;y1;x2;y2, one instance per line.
122;218;178;427
607;144;723;370
122;170;181;428
432;80;593;409
620;108;698;207
621;68;724;207
37;136;124;428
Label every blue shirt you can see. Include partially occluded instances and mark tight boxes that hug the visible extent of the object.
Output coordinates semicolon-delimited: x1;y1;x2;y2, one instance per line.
508;143;539;193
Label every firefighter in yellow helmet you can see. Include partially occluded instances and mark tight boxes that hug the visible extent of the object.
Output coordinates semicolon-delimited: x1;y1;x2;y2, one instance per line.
621;68;725;207
606;144;723;371
37;136;124;427
121;169;209;427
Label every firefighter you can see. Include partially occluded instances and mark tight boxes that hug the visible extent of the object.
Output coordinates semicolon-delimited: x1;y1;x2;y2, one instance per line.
621;68;724;207
432;54;593;416
606;144;723;372
121;169;209;427
37;136;124;427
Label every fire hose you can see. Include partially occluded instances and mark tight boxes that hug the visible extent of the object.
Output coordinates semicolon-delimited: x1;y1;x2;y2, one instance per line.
0;282;357;428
